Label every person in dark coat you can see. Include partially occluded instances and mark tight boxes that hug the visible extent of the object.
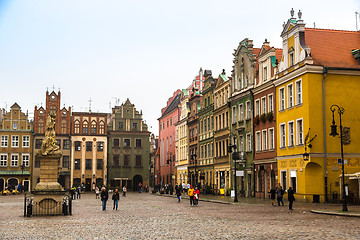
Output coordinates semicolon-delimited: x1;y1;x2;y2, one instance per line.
269;188;276;206
101;187;109;211
112;188;120;210
287;186;295;211
276;184;284;206
175;185;181;202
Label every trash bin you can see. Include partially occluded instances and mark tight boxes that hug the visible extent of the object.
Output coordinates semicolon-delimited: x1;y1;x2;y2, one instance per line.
313;195;320;203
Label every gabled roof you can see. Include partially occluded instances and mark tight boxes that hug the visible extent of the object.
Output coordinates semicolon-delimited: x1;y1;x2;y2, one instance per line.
305;28;360;69
161;93;181;117
10;103;21;110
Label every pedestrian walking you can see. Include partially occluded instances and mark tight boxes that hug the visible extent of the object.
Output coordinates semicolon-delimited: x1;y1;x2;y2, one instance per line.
175;185;181;202
138;183;142;193
101;187;109;211
112;188;120;210
287;186;295;211
276;184;284;206
182;183;186;193
269;188;276;206
95;187;100;199
188;185;195;206
77;186;81;199
122;186;127;197
194;187;200;206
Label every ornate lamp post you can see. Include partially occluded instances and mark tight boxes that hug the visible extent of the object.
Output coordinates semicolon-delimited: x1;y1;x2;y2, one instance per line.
330;104;348;212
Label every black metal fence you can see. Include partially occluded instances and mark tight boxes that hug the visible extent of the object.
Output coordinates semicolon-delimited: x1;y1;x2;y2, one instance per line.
24;193;72;217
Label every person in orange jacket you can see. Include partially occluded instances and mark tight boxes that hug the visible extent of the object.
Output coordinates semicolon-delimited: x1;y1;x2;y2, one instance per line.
188;185;195;206
194;187;200;206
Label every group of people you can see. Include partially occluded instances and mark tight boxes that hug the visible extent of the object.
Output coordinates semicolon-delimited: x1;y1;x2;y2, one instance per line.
99;186;127;211
174;184;200;206
69;186;82;200
269;184;295;211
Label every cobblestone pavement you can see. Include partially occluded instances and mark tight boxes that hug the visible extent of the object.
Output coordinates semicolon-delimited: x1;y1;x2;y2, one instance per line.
1;193;360;240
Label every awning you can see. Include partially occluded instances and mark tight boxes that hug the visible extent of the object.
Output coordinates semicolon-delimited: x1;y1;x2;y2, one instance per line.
0;170;30;176
339;172;360;179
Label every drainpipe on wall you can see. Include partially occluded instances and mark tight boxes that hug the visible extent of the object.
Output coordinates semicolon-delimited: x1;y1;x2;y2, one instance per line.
322;66;328;203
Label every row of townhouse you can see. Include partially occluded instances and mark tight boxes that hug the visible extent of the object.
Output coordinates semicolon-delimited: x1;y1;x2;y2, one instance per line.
0;91;151;192
157;10;360;202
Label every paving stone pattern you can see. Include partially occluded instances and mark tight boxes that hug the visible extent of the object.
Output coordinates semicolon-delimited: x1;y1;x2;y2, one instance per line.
0;193;359;239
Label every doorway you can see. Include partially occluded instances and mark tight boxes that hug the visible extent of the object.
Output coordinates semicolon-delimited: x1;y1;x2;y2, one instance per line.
85;178;91;191
133;175;143;191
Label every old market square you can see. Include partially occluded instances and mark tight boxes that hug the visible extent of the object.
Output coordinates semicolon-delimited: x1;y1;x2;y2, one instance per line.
1;192;360;239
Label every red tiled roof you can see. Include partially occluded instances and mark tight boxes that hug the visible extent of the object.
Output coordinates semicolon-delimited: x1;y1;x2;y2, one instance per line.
275;48;283;61
253;48;261;57
305;28;360;69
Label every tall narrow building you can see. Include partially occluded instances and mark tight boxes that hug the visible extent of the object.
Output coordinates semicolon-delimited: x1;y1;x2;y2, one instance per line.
108;99;150;191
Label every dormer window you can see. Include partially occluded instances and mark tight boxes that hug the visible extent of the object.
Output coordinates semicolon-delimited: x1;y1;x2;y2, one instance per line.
264;67;267;81
288;46;295;67
290;53;294;66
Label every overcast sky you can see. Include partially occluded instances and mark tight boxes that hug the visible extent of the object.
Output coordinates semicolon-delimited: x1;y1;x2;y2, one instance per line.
0;0;359;135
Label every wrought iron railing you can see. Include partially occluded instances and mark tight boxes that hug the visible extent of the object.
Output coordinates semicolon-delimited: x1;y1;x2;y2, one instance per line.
24;193;72;217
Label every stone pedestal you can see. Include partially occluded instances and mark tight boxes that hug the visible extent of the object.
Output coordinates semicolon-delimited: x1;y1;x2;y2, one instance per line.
32;153;66;216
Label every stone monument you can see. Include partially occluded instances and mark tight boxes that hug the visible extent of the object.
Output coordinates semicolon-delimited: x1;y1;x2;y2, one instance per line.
32;113;66;215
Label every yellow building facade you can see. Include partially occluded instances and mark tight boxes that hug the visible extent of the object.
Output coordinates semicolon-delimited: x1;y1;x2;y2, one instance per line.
275;12;360;203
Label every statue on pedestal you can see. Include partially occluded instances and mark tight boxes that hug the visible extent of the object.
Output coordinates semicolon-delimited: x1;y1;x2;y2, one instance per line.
37;113;62;157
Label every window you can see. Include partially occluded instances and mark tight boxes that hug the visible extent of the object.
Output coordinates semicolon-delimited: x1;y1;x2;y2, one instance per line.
113;155;119;166
239;135;244;153
295;80;302;105
280;123;286;148
290;53;294;66
135;155;142;166
246;133;251;152
262;130;267;151
61;120;67;134
290;170;297;192
119;122;124;130
288;121;294;147
113;138;119;147
269;128;274;150
74;159;80;170
255;100;260;116
11;136;19;147
62;156;69;168
97;159;103;170
124;139;130;147
22;136;30;148
256;131;261;152
170;118;172;125
85;159;92;170
35;139;42;149
246;101;251;120
279;87;285;111
281;171;287;190
35;157;40;168
91;121;97;134
204;119;207;132
268;94;273;113
74;120;80;134
13;122;17;129
63;139;70;150
0;154;7;167
264;67;267;81
261;97;266;114
232;106;237;123
99;121;105;134
133;122;138;130
38;119;45;134
75;141;81;151
22;154;30;167
136;139;142;148
287;83;293;108
124;155;130;166
97;142;104;151
296;119;304;145
239;104;244;121
82;121;88;134
1;136;8;147
11;154;18;167
86;142;92;151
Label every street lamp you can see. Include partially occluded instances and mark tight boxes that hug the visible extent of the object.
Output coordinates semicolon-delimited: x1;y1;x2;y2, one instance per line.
190;153;197;187
228;137;238;202
330;104;348;212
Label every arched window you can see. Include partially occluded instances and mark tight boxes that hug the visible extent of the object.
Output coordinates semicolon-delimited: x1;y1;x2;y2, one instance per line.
82;121;88;134
91;121;97;134
74;120;80;134
99;121;105;134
